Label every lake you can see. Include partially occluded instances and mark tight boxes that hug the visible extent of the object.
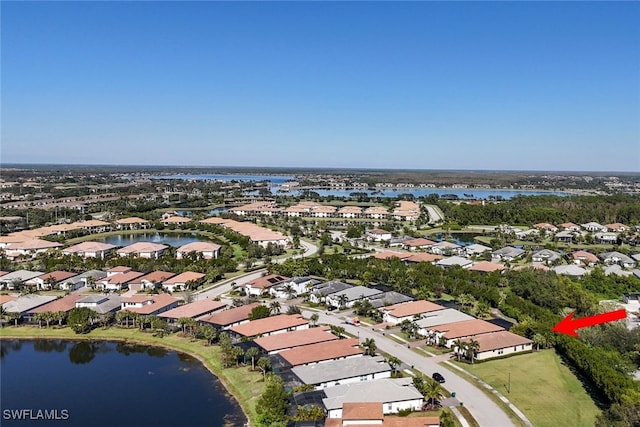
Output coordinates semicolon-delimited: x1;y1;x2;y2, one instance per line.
0;339;246;427
95;232;215;248
282;188;569;200
151;174;294;184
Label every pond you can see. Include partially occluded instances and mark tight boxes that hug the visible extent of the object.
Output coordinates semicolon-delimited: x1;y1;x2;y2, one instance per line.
282;188;569;199
95;232;215;248
0;339;246;427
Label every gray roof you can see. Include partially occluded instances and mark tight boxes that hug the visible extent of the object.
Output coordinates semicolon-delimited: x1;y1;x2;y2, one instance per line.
532;249;561;261
555;230;575;238
632;253;640;262
436;256;473;267
600;251;635;265
554;265;588;277
328;286;382;302
0;270;44;283
310;281;353;297
367;291;414;308
76;295;122;314
492;246;525;258
289;277;316;285
292;356;391;386
3;294;58;314
604;265;634;277
322;378;422;411
465;243;492;254
67;270;108;284
415;308;474;329
433;241;461;249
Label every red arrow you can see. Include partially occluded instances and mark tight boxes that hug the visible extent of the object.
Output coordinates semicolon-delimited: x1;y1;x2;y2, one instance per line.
552;309;627;337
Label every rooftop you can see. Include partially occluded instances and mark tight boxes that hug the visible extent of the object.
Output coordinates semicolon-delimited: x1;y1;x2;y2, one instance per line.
291;355;391;385
63;241;117;253
28;294;83;314
279;338;362;366
464;330;533;352
3;294;58;314
431;319;504;339
322;378;422;411
163;271;206;284
117;242;168;254
253;326;338;352
382;300;445;318
200;303;261;327
159;299;227;319
229;314;308;337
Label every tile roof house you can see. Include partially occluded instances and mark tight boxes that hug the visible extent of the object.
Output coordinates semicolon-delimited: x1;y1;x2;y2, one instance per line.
269;277;321;299
380;300;446;325
62;241;117;259
0;270;44;290
571;250;599;266
291;355;392;390
325;402;440;427
464;243;493;257
244;274;289;296
606;223;630;232
600;251;636;268
277;338;363;367
162;216;192;226
429;241;462;256
559;222;581;231
115;217;150;230
129;270;176;290
229;314;309;339
402;238;436;250
593;232;619;244
492;246;525;261
98;270;144;291
468;261;505;273
28;294;84;316
121;293;179;316
309;281;353;304
460;331;533;361
117;242;168;259
373;251;412;261
426;319;504;347
158;298;227;322
76;295;122;314
176;242;222;260
533;223;558;233
531;249;561;265
26;271;77;290
554;230;577;243
326;286;383;309
436;256;473;269
4;239;62;259
367;228;393;241
3;294;58;316
199;303;261;330
582;222;607;232
404;252;443;264
253;326;339;354
162;271;206;292
553;264;588;278
61;270;107;291
415;309;475;337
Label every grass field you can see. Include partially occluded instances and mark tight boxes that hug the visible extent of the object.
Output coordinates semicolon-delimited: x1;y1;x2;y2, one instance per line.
455;350;600;427
0;326;264;424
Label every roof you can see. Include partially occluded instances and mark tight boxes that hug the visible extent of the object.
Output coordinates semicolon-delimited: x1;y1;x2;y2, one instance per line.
415;309;475;329
328;286;382;302
116;217;149;224
200;217;233;225
75;219;109;228
0;270;44;282
382;417;441;427
469;261;505;273
403;238;436;247
125;293;178;315
254;326;338;352
2;294;58;313
176;241;222;253
163;271;206;284
117;242;168;254
279;338;362;366
431;319;504;339
436;256;473;267
131;270;176;284
230;314;308;337
247;274;289;290
369;228;391;235
463;330;533;352
103;271;144;285
554;265;588;277
492;246;525;257
163;216;191;223
0;294;15;304
63;241;117;253
405;252;443;263
76;295;122;314
465;243;492;253
310;281;353;297
6;239;63;250
291;355;391;385
432;241;461;249
373;251;412;260
571;251;599;263
158;299;227;319
28;294;83;314
322;378;422;411
34;271;76;283
382;300;446;318
67;270;107;283
342;402;384;421
368;291;414;308
200;303;261;327
108;266;131;273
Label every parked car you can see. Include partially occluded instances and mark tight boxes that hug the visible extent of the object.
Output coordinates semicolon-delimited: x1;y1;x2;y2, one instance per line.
424;398;442;409
432;372;445;383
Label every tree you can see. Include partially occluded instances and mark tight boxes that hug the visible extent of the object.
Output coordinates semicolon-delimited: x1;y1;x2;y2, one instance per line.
453;338;465;362
532;333;547;351
330;325;346;339
282;284;296;299
34;312;46;328
246;347;259;371
53;311;66;326
232;346;244;367
336;294;349;310
362;338;377;356
269;301;281;315
309;313;319;327
439;409;455;427
0;306;7;328
255;374;289;427
257;356;271;378
292;404;325;421
466;339;480;364
249;305;271;320
423;378;445;409
286;305;301;315
67;307;94;334
200;325;217;345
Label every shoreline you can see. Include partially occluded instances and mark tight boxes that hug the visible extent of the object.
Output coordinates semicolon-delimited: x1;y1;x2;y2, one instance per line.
0;327;256;426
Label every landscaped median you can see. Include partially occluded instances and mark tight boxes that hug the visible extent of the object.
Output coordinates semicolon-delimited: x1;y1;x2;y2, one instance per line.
0;326;265;425
448;349;600;427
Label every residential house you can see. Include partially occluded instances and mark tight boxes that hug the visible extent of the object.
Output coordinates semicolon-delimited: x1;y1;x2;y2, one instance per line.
593;232;618;244
4;239;62;259
291;355;392;390
74;220;110;234
415;309;475;337
337;206;362;219
162;216;192;227
582;222;608;232
107;266;132;276
0;270;44;290
402;238;436;251
62;241;117;259
429;241;462;256
606;223;630;233
533;223;558;233
61;270;107;291
553;265;588;278
468;261;505;273
323;378;424;418
277;338;363;367
392;201;420;221
199;303;261;330
26;271;76;290
460;331;533;361
76;295;122;314
571;251;599;267
325;402;440;427
121;293;179;316
158;299;227;323
117;242;167;259
367;229;392;242
492;246;525;262
380;300;446;325
555;230;577;243
326;286;383;309
253;326;339;354
129;271;175;290
176;242;221;260
229;314;309;339
27;294;84;323
115;217;150;230
604;265;636;278
464;243;493;257
404;252;443;264
367;291;414;309
559;222;581;232
3;294;58;323
531;249;561;265
244;274;289;296
162;271;206;292
373;251;413;261
600;251;636;268
436;256;473;269
364;207;390;220
309;281;353;304
426;319;504;348
270;277;321;299
98;270;144;291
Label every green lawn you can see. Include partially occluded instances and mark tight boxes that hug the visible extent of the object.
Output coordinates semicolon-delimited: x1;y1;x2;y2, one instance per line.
455;350;600;427
0;326;264;424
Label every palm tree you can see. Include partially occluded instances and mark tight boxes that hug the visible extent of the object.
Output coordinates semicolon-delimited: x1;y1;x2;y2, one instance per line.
34;312;46;328
336;294;349;310
330;325;346;339
257;356;271;379
453;338;465;362
269;301;281;315
9;312;21;327
532;333;547;351
309;313;319;327
0;306;7;328
362;338;377;356
423;378;445;409
466;339;480;364
201;325;217;345
43;311;54;328
85;276;96;290
386;355;401;374
282;284;296;299
246;347;259;371
53;311;66;326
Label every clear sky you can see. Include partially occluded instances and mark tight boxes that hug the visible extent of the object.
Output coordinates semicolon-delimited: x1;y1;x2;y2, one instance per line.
2;1;639;172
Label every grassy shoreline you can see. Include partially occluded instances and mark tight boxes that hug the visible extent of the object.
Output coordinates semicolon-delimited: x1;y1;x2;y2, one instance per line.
0;326;264;426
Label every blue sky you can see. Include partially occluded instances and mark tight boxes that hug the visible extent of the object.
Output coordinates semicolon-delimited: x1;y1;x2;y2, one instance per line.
2;1;639;172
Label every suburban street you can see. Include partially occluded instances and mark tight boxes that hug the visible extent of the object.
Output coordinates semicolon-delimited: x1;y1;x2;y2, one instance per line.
301;309;516;427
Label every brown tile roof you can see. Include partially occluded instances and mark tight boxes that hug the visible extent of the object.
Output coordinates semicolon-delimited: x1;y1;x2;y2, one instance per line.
247;274;289;290
126;293;178;315
606;223;628;230
364;207;389;215
383;416;441;427
342;402;384;421
163;216;192;223
200;303;261;327
369;228;390;234
117;242;167;254
278;338;362;366
104;271;144;285
571;251;599;263
75;220;110;228
63;241;117;253
159;299;227;319
116;217;149;224
468;261;505;273
0;294;16;304
200;217;232;225
163;271;206;284
108;266;132;273
406;253;443;263
131;271;175;285
253;326;338;352
432;319;504;339
28;294;83;314
373;251;412;260
7;239;63;250
463;330;533;352
36;271;76;282
382;300;445;318
338;206;363;214
559;222;579;229
404;238;436;247
230;314;308;337
176;242;222;254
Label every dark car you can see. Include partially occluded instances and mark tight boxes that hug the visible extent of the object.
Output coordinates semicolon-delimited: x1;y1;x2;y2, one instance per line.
432;372;445;383
327;306;337;311
424;398;442;409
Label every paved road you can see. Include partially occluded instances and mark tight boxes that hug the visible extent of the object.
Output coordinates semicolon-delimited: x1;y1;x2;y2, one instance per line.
424;204;444;223
302;309;516;427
